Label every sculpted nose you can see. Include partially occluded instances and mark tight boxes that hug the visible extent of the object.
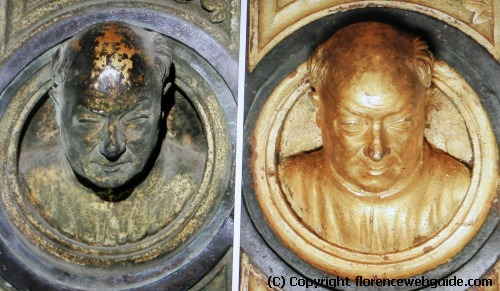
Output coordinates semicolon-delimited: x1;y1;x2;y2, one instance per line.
364;124;388;162
100;122;126;161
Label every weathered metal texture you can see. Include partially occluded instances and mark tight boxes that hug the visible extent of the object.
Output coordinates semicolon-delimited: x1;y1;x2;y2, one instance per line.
243;7;499;289
0;0;240;62
0;2;238;290
190;247;233;290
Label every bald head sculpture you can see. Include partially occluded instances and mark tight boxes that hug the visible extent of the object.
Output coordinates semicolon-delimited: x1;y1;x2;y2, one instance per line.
50;22;172;191
308;22;434;194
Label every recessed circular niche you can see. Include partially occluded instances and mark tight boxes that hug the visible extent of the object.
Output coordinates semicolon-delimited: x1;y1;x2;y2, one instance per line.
0;10;235;290
251;61;496;279
244;7;499;283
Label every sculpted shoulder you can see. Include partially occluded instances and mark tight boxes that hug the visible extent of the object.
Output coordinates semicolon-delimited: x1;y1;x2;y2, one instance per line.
426;145;471;205
19;137;206;245
20;146;72;201
279;150;325;196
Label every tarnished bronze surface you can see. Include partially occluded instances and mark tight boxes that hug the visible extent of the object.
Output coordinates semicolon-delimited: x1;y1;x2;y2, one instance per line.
18;22;203;246
0;6;237;287
4;29;229;263
48;22;172;195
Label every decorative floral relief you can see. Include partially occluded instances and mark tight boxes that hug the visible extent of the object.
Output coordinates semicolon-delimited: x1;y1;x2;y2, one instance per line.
175;0;228;23
462;0;493;24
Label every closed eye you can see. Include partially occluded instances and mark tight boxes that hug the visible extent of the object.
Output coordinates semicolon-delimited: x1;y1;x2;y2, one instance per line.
77;118;100;123
340;121;364;132
388;118;412;130
127;114;150;122
74;116;101;129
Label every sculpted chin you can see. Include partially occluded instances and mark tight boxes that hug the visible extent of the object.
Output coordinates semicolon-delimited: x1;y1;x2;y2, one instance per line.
279;22;470;253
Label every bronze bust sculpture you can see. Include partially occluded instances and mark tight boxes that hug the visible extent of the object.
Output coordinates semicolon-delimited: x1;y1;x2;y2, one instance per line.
0;2;237;287
20;22;205;245
279;22;470;253
51;22;171;194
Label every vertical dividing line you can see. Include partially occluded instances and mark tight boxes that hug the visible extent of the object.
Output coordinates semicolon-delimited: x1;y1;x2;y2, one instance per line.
232;0;248;290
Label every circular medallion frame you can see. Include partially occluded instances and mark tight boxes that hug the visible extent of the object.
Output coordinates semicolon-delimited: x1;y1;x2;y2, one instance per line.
244;7;499;284
251;60;496;278
0;8;236;290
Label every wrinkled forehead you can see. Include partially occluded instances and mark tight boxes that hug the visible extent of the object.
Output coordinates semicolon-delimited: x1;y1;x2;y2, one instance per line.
63;22;158;97
318;28;426;111
70;88;157;114
333;70;425;114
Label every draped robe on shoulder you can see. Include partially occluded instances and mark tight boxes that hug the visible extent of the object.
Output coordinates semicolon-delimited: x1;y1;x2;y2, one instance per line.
279;143;470;253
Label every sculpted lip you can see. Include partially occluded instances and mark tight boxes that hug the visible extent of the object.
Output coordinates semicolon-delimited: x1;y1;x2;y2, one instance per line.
93;161;129;172
368;166;386;176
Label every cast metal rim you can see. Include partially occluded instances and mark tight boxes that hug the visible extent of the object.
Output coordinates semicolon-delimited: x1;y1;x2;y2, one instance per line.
0;7;236;290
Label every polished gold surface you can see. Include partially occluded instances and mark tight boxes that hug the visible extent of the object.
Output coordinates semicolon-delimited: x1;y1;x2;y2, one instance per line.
250;22;498;278
280;23;470;253
248;0;498;71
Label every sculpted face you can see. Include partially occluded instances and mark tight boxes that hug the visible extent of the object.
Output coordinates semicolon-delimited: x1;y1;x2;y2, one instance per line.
310;22;431;194
58;79;162;189
52;23;166;190
319;71;426;193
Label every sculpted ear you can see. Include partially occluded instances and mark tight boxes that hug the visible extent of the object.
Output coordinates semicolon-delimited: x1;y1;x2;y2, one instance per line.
308;88;323;128
49;89;61;126
309;88;320;108
413;37;434;88
50;45;66;127
415;58;433;88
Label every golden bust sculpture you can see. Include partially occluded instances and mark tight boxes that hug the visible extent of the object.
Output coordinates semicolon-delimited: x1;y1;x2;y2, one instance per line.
279;22;470;253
